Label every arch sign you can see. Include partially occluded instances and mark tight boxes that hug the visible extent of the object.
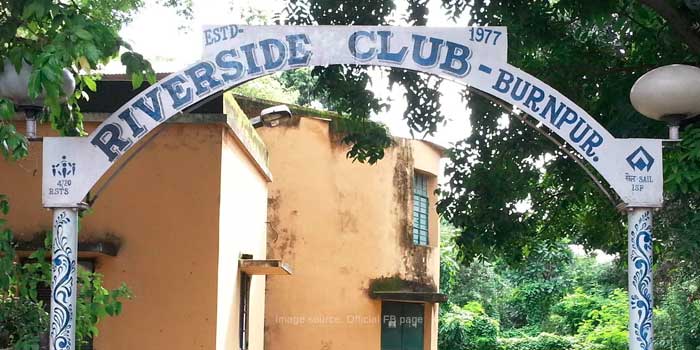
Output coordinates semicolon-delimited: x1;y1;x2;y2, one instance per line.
42;26;663;208
39;25;661;350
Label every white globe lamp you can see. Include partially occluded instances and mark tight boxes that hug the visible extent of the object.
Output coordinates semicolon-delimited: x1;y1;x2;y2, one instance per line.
630;64;700;140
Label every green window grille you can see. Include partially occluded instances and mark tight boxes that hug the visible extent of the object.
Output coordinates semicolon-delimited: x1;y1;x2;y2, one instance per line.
413;174;429;245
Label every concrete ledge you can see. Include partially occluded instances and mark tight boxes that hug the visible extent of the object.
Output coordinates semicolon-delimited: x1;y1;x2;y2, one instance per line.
239;259;292;275
15;238;120;257
370;291;448;303
80;112;229;124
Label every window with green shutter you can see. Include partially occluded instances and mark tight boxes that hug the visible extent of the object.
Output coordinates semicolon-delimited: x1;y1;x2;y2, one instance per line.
413;174;429;246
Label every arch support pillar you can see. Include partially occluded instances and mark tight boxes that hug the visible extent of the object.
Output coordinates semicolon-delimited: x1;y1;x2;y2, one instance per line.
627;207;654;350
50;207;79;350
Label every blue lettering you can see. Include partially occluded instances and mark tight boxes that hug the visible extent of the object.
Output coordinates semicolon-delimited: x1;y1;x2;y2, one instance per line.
510;78;531;101
205;25;240;46
216;49;245;82
286;34;312;66
260;38;287;71
132;87;165;122
90;123;132;162
412;35;444;67
117;108;147;138
554;107;578;129
184;62;223;96
204;29;214;46
539;96;566;125
580;131;603;158
523;86;545;112
492;69;514;94
241;43;263;75
439;41;471;77
569;118;592;143
348;31;376;60
161;75;193;110
377;31;407;63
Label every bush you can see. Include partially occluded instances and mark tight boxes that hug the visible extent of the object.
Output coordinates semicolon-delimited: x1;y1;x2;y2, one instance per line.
576;289;628;350
499;325;544;338
439;303;500;350
546;288;605;335
0;197;132;349
655;277;700;350
0;293;47;350
498;333;576;350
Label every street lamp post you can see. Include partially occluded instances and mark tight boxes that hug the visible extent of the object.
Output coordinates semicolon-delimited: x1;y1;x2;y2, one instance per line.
628;64;700;350
0;61;77;350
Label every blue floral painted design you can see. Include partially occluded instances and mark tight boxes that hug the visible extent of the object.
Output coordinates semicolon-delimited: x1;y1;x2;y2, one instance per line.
630;211;653;350
51;211;76;350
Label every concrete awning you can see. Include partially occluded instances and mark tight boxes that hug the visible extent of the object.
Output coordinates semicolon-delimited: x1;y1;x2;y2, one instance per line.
239;259;292;275
370;291;448;303
15;237;120;257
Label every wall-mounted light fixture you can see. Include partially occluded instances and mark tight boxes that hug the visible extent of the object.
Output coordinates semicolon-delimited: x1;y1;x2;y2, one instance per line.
0;60;75;140
250;105;292;128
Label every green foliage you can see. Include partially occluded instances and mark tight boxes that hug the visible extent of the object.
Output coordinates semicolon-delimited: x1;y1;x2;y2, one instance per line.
440;222;633;350
576;289;629;350
0;200;132;349
232;73;300;104
545;288;605;335
75;269;132;343
280;1;446;139
278;68;326;107
0;294;47;350
498;333;576;350
330;117;393;164
0;0;158;157
278;1;403;164
431;0;698;264
440;224;511;316
655;276;700;350
499;241;574;327
0;99;28;160
665;126;700;193
567;256;625;297
438;303;500;350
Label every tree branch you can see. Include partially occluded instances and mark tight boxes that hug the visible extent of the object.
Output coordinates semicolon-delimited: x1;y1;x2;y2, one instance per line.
638;0;700;55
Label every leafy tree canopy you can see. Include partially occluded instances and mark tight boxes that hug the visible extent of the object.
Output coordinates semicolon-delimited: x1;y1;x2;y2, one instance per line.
0;0;167;160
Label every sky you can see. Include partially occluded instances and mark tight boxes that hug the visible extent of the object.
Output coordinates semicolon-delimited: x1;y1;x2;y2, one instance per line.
106;0;471;148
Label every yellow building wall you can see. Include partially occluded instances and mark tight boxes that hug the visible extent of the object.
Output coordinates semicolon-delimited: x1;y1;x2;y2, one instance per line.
1;118;269;350
257;117;443;350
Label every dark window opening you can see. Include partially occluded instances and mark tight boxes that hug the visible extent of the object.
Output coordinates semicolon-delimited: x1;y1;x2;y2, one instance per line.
239;273;251;350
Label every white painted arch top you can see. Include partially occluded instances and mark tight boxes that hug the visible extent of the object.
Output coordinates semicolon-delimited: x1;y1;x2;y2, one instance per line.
42;26;663;208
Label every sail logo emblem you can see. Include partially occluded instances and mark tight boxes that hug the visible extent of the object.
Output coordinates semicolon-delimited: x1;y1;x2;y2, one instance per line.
626;147;654;172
